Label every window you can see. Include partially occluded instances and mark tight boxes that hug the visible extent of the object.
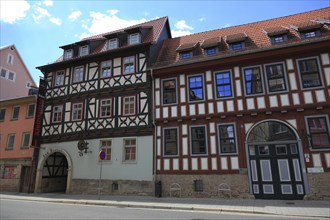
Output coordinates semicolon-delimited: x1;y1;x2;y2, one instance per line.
108;38;118;50
54;71;65;86
72;103;83;121
1;69;6;78
100;140;112;161
270;35;287;44
7;54;14;65
100;99;112;118
123;56;135;74
11;106;20;120
0;108;6;121
215;71;232;98
230;42;244;50
52;105;63;123
21;132;30;149
205;47;217;55
190;126;207;155
162;79;177;104
188;75;204;101
298;58;322;88
101;61;112;78
164;128;178;156
1;68;15;81
265;63;287;93
218;124;237;154
79;45;89;56
123;138;136;161
64;49;73;60
129;33;141;45
243;66;263;95
6;134;15;150
123;96;136;116
26;104;35;118
8;72;15;81
180;51;192;59
73;66;84;83
306;116;330;149
301;30;320;39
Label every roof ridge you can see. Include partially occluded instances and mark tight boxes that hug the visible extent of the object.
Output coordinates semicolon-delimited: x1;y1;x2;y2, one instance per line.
169;7;330;40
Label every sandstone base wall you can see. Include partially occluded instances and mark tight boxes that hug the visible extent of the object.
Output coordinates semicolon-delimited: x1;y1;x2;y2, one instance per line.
304;173;330;200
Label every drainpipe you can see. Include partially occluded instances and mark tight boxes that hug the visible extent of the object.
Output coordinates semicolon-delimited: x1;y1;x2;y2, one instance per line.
150;68;157;184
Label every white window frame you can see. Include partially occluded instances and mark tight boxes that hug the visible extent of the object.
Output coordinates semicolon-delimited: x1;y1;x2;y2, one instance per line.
21;132;31;149
73;66;84;83
296;56;323;90
52;105;63;123
123;56;135;74
101;60;112;78
54;70;65;87
108;38;118;50
189;125;208;155
11;106;20;120
100;98;112;118
123;138;137;162
64;49;73;60
129;33;141;45
163;127;179;156
26;103;35;118
99;139;112;162
6;134;15;150
7;53;14;65
79;45;89;56
0;108;6;121
72;102;83;121
162;78;178;105
217;123;238;155
123;96;136;116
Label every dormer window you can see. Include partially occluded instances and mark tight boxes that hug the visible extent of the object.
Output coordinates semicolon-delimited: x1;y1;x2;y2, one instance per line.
205;47;218;55
291;21;322;40
264;27;289;45
201;37;221;56
129;33;141;45
226;33;247;51
271;35;286;44
64;49;73;60
79;45;89;56
108;38;118;50
301;31;318;39
180;51;192;59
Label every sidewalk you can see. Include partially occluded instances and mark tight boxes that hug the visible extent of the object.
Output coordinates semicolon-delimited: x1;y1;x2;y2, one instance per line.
1;192;329;218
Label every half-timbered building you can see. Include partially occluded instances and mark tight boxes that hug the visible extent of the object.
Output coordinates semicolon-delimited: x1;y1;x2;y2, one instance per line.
153;8;330;200
35;17;171;194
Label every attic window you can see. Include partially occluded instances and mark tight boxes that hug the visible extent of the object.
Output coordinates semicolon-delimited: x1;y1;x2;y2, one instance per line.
226;33;247;51
180;51;192;59
108;38;118;50
205;47;218;55
291;21;322;40
230;42;244;51
129;33;141;45
79;45;89;56
264;27;289;44
64;49;73;60
177;42;197;60
201;37;221;56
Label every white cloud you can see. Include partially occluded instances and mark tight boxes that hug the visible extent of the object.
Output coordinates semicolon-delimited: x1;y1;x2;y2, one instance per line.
171;30;193;38
81;10;148;38
175;20;193;30
198;17;206;22
43;0;53;7
222;23;231;28
32;7;51;23
68;10;82;22
0;0;31;24
49;17;61;25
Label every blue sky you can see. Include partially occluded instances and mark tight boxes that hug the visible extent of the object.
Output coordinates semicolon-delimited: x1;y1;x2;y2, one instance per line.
1;0;329;85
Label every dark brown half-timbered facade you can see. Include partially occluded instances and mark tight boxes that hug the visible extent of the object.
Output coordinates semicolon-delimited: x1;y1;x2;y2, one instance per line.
35;17;171;194
153;8;330;200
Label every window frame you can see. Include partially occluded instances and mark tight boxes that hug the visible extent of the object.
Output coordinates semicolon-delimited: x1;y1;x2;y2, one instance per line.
0;108;6;122
21;132;31;149
100;60;112;78
99;98;112;118
79;45;89;56
162;78;177;105
180;51;193;59
108;38;119;50
296;57;323;90
11;106;20;120
270;34;288;44
123;56;135;75
187;74;205;102
52;105;63;123
6;134;15;150
99;139;112;162
230;41;244;51
122;95;136;116
7;53;14;65
214;70;233;99
305;115;330;150
129;33;141;45
163;127;179;156
205;47;218;56
26;103;35;118
72;66;84;83
242;65;264;96
264;62;288;94
218;123;238;155
123;138;137;162
54;70;65;87
71;102;84;121
190;125;208;155
300;30;320;39
64;49;73;60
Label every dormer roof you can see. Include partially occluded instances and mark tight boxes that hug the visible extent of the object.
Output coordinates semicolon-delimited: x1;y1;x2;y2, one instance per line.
226;32;247;43
201;37;221;48
264;26;289;36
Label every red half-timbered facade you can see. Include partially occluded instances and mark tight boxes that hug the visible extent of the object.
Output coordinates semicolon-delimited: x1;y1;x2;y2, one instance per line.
153;8;330;200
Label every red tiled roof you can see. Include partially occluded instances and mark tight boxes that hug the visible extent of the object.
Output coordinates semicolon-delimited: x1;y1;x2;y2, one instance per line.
201;37;221;48
154;7;330;68
290;20;323;31
176;42;198;51
264;26;289;36
226;32;247;43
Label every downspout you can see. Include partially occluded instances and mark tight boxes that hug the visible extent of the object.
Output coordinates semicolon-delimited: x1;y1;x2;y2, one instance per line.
151;68;157;183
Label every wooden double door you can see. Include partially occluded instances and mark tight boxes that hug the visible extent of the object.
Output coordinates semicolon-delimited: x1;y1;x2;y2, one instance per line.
248;143;305;200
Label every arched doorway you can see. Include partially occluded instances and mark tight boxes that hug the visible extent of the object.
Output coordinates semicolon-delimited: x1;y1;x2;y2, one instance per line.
246;120;306;200
40;152;68;193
